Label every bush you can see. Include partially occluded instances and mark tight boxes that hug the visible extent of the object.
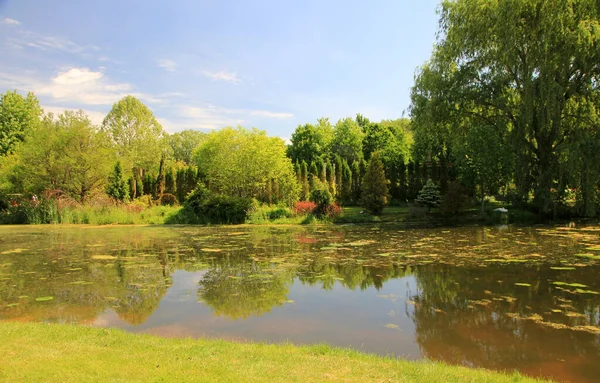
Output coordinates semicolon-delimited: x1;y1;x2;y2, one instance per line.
182;184;253;224
310;179;334;217
441;181;471;214
160;193;178;206
322;203;343;219
294;201;317;215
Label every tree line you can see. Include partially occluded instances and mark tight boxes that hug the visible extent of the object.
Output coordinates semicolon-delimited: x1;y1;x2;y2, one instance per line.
2;0;599;219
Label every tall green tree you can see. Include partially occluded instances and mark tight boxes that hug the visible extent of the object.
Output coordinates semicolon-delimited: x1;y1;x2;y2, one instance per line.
331;117;364;165
361;153;389;215
287;118;333;165
412;0;600;215
101;96;166;197
106;161;129;202
0;90;42;157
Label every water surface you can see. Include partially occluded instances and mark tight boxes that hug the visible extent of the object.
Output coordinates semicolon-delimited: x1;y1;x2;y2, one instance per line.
1;224;599;382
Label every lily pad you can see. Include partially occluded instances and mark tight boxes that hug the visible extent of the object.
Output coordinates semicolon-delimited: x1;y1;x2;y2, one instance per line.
552;282;587;288
515;283;531;287
91;255;117;260
35;296;54;302
550;267;576;271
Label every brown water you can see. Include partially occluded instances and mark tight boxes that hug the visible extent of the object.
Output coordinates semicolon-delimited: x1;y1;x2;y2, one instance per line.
1;224;599;382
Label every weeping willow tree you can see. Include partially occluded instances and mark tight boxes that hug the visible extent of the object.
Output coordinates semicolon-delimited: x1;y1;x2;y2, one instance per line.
411;0;600;216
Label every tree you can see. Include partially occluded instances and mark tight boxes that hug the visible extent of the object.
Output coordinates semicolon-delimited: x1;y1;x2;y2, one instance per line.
194;127;299;206
0;90;42;156
361;153;388;215
167;129;205;164
415;179;441;213
107;161;129;202
101;96;166;197
286;118;333;165
412;0;600;215
5;110;112;201
331;117;364;165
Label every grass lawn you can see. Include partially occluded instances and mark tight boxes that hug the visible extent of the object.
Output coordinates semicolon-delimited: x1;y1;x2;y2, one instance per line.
0;322;551;382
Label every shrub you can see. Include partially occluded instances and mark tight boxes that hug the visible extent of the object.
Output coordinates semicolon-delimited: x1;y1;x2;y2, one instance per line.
294;201;317;215
310;179;333;217
322;203;343;219
182;184;253;224
160;193;178;206
441;181;471;214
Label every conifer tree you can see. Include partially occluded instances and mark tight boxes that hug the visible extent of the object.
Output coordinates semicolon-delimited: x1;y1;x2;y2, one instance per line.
106;161;129;202
415;179;441;213
360;153;388;215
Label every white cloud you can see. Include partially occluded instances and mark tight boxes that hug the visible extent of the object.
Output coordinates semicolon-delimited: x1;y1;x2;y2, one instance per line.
161;104;293;133
249;110;294;118
202;70;241;85
42;105;106;125
0;18;21;25
157;59;177;72
0;67;167;107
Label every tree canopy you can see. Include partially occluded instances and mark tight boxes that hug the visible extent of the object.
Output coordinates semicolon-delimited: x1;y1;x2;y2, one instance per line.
194;127;299;206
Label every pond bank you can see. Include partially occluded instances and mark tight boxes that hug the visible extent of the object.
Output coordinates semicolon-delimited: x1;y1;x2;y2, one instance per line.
0;322;549;382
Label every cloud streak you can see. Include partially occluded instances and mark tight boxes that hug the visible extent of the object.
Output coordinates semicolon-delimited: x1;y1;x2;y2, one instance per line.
0;18;21;25
157;59;177;72
202;70;241;85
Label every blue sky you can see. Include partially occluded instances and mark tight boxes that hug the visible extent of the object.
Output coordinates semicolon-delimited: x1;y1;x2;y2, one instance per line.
0;0;439;138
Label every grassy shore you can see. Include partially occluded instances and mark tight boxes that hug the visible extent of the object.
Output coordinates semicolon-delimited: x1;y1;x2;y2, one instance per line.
0;322;550;383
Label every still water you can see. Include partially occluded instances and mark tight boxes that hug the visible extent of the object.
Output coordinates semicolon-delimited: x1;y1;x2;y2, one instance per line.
1;224;599;382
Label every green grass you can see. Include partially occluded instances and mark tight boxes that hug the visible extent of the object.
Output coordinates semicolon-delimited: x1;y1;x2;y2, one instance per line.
0;322;550;383
58;205;182;225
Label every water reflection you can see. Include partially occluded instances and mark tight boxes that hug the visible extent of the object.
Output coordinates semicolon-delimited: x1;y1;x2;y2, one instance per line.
1;224;600;382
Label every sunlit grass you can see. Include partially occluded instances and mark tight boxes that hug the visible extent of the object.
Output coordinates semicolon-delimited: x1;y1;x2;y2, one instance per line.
0;322;550;383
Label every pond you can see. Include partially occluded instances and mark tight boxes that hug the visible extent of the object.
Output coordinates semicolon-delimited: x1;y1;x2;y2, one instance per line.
1;224;599;382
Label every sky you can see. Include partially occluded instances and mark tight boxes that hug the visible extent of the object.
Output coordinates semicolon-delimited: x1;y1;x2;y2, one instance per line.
0;0;440;138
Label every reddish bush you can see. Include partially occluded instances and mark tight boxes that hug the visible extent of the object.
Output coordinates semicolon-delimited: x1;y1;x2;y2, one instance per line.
322;203;343;218
294;201;317;215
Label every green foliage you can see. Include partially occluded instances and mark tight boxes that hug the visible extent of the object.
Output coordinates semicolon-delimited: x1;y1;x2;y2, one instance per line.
411;0;600;216
415;179;441;212
331;117;364;165
194;127;299;206
360;153;389;215
0;90;42;157
101;96;166;175
167;130;205;164
287;118;334;165
182;183;253;224
106;161;130;202
440;181;471;215
5;110;112;201
309;179;332;207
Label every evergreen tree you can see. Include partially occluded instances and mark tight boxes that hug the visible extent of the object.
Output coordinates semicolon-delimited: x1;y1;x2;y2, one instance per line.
398;161;407;202
360;153;389;215
342;159;353;205
106;161;129;202
351;161;361;203
335;155;343;202
415;179;441;213
300;161;310;201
